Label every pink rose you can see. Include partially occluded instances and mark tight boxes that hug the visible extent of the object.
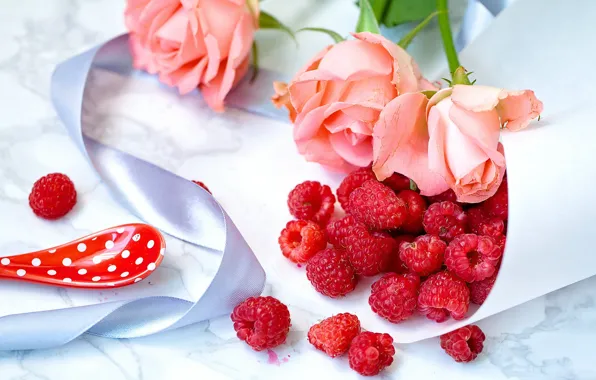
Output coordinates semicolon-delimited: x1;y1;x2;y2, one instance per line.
272;32;437;172
125;0;259;112
373;84;543;202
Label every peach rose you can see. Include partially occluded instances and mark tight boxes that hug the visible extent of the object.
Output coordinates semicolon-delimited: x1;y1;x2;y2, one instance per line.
125;0;259;112
272;32;437;172
373;84;543;202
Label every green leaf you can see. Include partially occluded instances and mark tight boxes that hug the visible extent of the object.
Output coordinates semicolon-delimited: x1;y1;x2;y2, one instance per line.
250;41;259;84
397;10;440;49
356;0;381;34
297;27;345;43
409;179;419;192
258;11;296;42
369;0;391;20
371;0;437;27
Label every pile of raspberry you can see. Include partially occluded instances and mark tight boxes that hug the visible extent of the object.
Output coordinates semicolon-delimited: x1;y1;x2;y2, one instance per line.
279;168;508;324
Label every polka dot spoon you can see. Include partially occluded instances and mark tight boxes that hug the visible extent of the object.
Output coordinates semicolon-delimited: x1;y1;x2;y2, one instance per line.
0;224;165;288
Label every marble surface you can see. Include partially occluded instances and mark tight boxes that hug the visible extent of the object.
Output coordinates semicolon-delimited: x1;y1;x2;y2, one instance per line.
1;0;595;379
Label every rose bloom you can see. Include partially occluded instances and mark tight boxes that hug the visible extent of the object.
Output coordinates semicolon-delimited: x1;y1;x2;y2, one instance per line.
125;0;259;112
373;84;543;202
272;32;436;172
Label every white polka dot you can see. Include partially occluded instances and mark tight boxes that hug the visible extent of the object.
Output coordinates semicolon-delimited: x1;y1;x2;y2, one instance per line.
77;243;86;252
78;268;87;275
135;257;143;265
105;240;114;249
1;258;10;265
17;269;26;277
31;258;41;266
147;240;155;249
147;263;156;271
47;270;57;276
92;276;101;282
117;227;125;233
48;249;56;253
160;248;165;256
121;250;130;259
120;272;129;278
132;234;140;242
63;278;72;283
92;256;102;264
92;237;97;241
108;283;115;286
134;278;142;283
108;265;117;272
62;258;72;266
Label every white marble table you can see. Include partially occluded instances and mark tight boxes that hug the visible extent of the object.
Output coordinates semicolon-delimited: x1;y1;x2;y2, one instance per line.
1;0;595;379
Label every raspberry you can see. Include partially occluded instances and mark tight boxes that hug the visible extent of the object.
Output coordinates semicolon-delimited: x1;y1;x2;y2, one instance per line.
396;190;427;234
440;325;486;362
231;296;291;351
467;207;505;237
326;215;362;247
28;173;77;219
369;273;420;323
426;189;458;204
192;180;212;194
444;234;502;282
307;313;361;357
423;201;467;241
306;248;358;297
399;235;446;276
288;181;336;225
382;172;411;192
348;332;395;376
337;168;376;210
348;180;407;230
418;271;470;322
346;231;394;276
482;176;508;220
387;235;415;273
278;220;327;263
470;270;498;305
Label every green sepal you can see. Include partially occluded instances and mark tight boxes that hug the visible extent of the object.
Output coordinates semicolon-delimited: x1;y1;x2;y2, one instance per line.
259;11;296;42
297;27;345;43
356;0;381;34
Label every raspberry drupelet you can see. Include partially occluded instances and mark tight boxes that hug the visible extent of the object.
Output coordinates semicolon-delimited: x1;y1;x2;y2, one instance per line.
382;172;411;192
306;248;358;298
482;176;508;221
29;173;77;219
336;168;376;211
288;181;336;225
348;332;395;376
440;325;486;362
278;220;327;264
399;234;446;276
345;230;395;276
423;201;467;241
418;271;470;322
348;180;407;230
444;234;502;283
369;273;420;323
469;270;499;305
396;189;427;234
308;313;361;358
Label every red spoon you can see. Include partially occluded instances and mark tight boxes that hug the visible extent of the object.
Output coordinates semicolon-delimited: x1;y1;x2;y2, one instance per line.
0;224;165;288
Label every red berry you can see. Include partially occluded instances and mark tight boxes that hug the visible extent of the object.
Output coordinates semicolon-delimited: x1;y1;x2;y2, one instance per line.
440;325;486;362
192;180;212;194
482;176;508;221
306;248;358;298
288;181;336;225
423;201;467;241
399;235;446;276
470;270;499;305
387;235;415;273
231;296;291;351
348;180;407;230
396;190;427;234
467;207;505;238
345;231;394;276
278;220;327;264
382;173;411;192
418;271;470;322
348;332;395;376
308;313;361;358
326;215;362;247
28;173;77;220
337;168;376;211
426;189;459;204
444;234;502;283
369;273;420;323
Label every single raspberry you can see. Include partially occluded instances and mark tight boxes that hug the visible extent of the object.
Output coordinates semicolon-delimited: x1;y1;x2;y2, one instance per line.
444;234;502;282
278;220;327;264
467;207;505;238
469;270;498;305
348;332;395;376
326;215;363;247
348;180;407;230
231;296;291;351
440;325;486;362
288;181;336;225
306;248;357;298
396;190;427;234
418;271;470;322
387;235;415;273
399;235;446;276
382;172;411;192
369;273;420;323
307;313;361;358
336;168;376;210
426;189;459;204
482;176;508;221
423;201;467;241
192;180;212;194
28;173;77;220
345;231;394;276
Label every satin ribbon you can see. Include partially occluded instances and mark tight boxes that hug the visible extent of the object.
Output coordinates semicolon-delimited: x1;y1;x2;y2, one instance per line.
0;0;508;351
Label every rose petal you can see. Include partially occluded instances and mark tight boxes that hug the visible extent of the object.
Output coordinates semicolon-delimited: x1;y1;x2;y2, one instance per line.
454;143;506;203
329;132;373;167
296;128;356;172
